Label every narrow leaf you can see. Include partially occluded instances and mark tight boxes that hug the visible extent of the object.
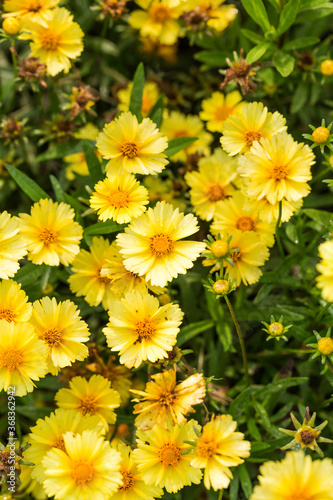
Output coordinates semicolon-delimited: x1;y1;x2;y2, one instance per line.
277;0;300;35
178;320;214;347
241;0;271;32
129;62;145;121
50;175;66;203
273;51;295;76
148;94;164;128
252;400;271;428
240;29;264;44
246;41;272;64
239;464;253;499
283;36;319;50
83;221;127;245
255;377;308;399
5;164;49;202
14;264;46;287
36;140;85;161
82;140;103;185
302;208;332;226
229;469;240;500
164;137;198;157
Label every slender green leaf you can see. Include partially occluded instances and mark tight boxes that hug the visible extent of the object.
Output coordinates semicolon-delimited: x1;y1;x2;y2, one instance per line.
14;264;46;287
164;137;198;157
82;140;103;185
194;50;228;67
240;29;264;44
290;81;309;114
241;0;271;32
296;7;333;22
239;464;253;499
36;140;85;161
255;377;308;399
50;175;66;203
83;221;127;245
298;0;333;11
148;94;164;128
229;469;240;500
5;164;49;202
283;36;319;50
273;51;295;76
252;400;271;428
247;418;262;441
129;62;145;121
277;0;300;35
246;41;272;64
229;387;257;420
178;320;214;347
302;208;332;226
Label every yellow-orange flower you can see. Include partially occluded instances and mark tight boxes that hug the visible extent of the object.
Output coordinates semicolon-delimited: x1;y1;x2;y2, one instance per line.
0;279;32;324
200;91;243;133
3;0;59;25
0;211;27;279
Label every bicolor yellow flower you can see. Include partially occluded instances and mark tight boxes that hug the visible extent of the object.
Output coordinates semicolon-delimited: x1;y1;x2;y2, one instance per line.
250;451;333;500
42;430;122;500
133;420;202;493
160;111;213;162
112;443;163;500
22;7;84;76
183;0;238;32
24;409;103;484
116;201;206;287
68;236;117;310
55;374;121;428
317;240;333;302
128;0;184;45
19;198;83;267
64;123;100;180
0;211;27;279
132;369;206;430
220;102;287;156
30;297;90;375
3;0;59;25
103;288;183;368
0;320;48;396
220;229;270;286
100;241;165;297
185;149;238;221
118;81;161;117
200;91;243;132
243;196;303;224
0;279;32;324
238;132;315;204
96;111;169;175
90;173;149;224
211;191;275;247
191;414;251;491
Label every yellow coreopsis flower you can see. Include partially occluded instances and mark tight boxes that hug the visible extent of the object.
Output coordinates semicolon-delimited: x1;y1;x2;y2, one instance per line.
19;198;83;267
23;409;103;484
19;463;47;500
0;279;32;324
132;369;206;430
128;0;184;45
3;0;59;25
317;240;333;302
191;414;251;491
133;420;203;493
22;7;84;76
55;374;121;428
211;191;275;247
243;196;303;224
103;288;184;368
96;111;169;175
116;201;206;287
219;229;270;286
0;211;27;279
42;430;122;500
68;236;117;310
112;443;164;500
220;101;287;156
160;111;213;162
250;451;333;500
200;91;243;132
238;132;315;204
185;149;238;221
183;0;237;32
118;81;161;117
90;173;149;224
30;297;90;375
0;320;48;396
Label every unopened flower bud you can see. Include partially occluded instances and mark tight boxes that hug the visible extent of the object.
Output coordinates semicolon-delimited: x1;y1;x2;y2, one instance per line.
2;17;21;35
211;240;229;258
268;322;284;336
213;279;229;295
312;126;330;144
317;337;333;355
320;59;333;76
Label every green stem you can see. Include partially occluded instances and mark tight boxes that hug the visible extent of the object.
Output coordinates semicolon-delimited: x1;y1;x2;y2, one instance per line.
218;489;223;500
10;40;18;79
224;295;250;386
315;302;331;323
325;359;333;374
275;200;285;257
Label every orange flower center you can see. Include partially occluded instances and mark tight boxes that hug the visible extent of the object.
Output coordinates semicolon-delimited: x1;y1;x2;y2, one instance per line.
158;443;182;466
108;190;129;208
231;250;241;263
206;184;225;201
272;165;288;180
149;3;172;24
149;233;174;257
244;131;262;146
236;216;255;232
39;31;61;51
121;141;139;158
135;319;156;342
79;396;97;415
28;0;42;12
197;438;217;458
159;391;175;407
43;328;62;347
98;267;110;283
287;492;310;500
39;228;58;245
71;462;95;485
0;349;23;371
119;470;135;491
54;436;66;451
215;106;232;122
0;308;15;322
174;130;189;138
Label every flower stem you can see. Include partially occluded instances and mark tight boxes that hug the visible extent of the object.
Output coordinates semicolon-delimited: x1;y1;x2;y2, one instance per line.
224;295;250;386
218;489;223;500
315;302;331;323
275;200;285;257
